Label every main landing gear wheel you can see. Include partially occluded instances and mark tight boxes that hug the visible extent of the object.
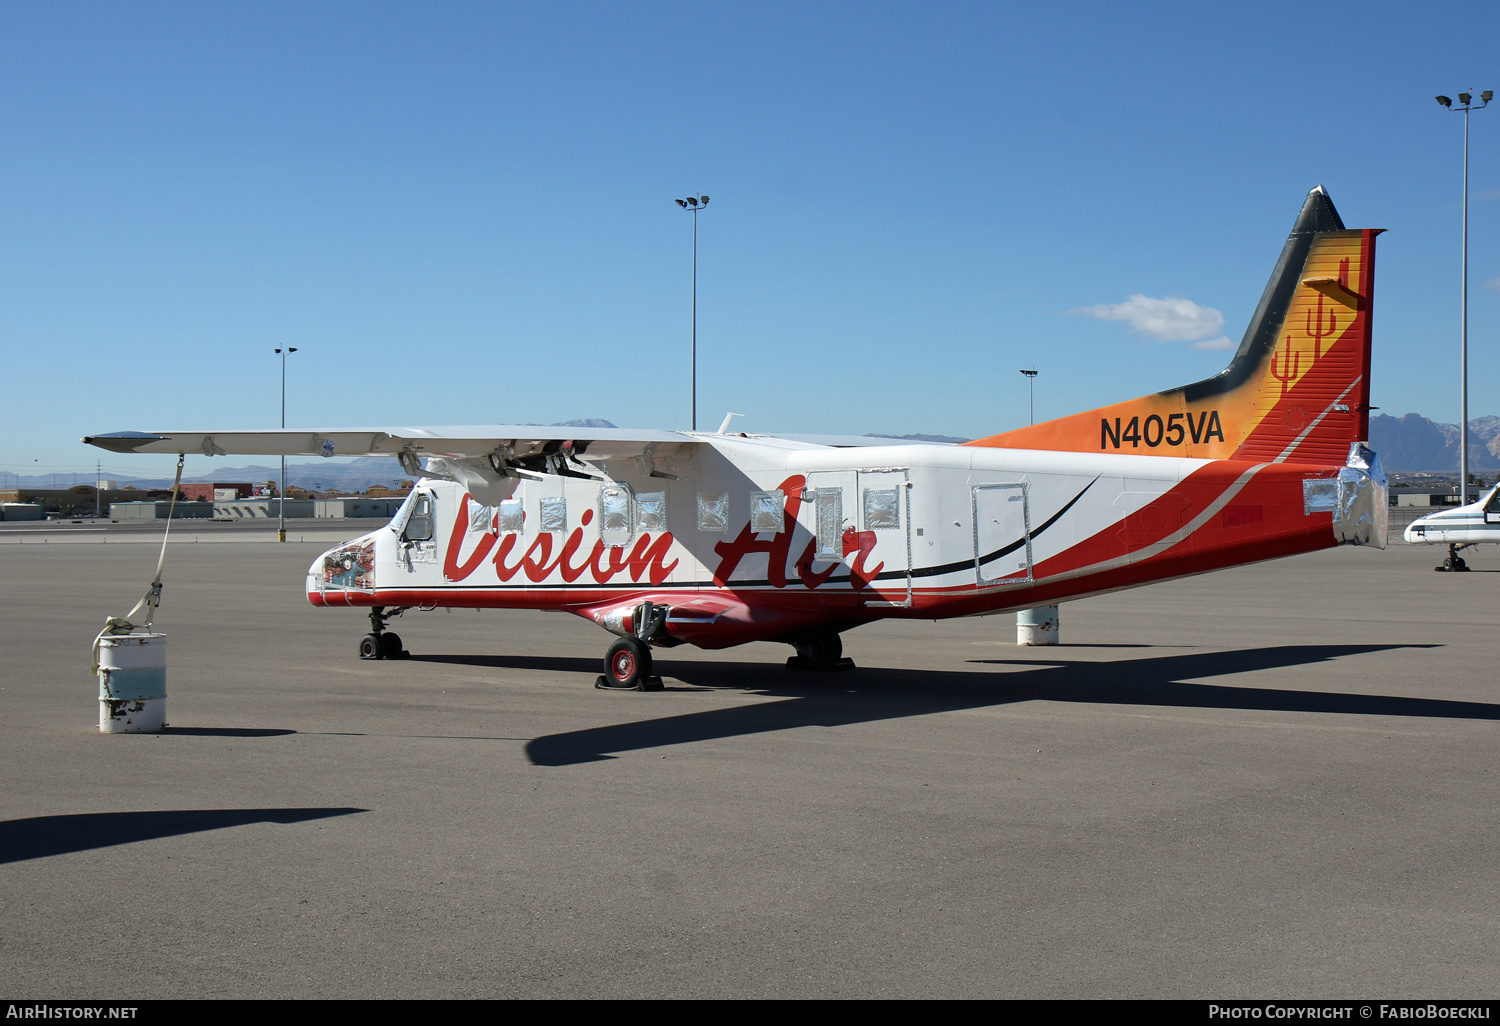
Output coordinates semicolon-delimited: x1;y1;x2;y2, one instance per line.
359;633;382;660
597;637;662;691
786;632;855;671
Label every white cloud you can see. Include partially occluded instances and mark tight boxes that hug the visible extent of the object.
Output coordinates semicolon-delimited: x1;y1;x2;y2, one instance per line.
1483;276;1500;292
1069;294;1225;343
1188;336;1234;351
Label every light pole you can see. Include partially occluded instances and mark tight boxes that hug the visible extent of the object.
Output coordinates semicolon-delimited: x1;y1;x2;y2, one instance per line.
1020;367;1038;425
674;194;710;431
1435;89;1491;504
274;346;298;542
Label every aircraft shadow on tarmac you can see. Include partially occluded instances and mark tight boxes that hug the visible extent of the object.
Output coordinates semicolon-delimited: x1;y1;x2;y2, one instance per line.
0;808;367;864
414;643;1500;767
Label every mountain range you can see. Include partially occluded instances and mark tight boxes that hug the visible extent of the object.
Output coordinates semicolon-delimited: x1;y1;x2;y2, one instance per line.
1367;414;1500;471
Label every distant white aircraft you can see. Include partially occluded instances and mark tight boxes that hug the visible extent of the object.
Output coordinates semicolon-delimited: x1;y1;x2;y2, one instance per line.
86;187;1389;689
1404;482;1500;571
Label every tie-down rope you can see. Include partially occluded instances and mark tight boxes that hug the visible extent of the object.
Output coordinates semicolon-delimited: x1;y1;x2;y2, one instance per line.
91;453;185;675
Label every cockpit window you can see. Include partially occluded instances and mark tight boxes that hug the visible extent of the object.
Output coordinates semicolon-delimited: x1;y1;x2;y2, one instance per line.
404;493;434;542
1484;485;1500;515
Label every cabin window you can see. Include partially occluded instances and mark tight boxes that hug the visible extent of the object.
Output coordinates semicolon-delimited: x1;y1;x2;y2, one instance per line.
749;490;784;533
404;493;434;542
496;498;524;535
863;488;900;530
599;484;634;545
697;492;729;533
637;491;667;532
540;497;568;534
814;488;843;559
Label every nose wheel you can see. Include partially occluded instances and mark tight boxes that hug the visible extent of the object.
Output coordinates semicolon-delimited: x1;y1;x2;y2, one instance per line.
597;637;663;691
359;606;410;659
1435;544;1472;572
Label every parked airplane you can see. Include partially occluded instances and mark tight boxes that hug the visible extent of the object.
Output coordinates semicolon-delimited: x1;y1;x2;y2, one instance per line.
86;186;1388;689
1404;481;1500;571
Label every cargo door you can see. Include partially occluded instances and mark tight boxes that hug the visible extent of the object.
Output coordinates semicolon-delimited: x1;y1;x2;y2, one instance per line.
972;482;1032;587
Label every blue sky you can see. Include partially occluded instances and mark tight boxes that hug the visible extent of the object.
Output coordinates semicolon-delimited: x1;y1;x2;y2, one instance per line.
3;1;1498;482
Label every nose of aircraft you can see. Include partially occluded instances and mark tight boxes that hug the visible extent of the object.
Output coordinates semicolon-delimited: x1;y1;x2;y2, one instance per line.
1403;514;1431;543
306;533;380;606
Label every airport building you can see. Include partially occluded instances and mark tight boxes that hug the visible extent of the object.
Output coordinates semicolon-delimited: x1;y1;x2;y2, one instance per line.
2;485;181;517
109;500;215;519
0;502;44;521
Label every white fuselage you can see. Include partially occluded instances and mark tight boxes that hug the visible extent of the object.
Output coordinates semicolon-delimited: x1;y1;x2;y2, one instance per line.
307;433;1365;649
1404;484;1500;546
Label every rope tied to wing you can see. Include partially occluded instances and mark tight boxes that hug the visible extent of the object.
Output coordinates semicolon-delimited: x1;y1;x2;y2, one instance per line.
90;454;185;675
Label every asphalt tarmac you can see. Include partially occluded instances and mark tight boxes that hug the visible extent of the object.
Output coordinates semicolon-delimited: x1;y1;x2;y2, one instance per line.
1;528;1496;999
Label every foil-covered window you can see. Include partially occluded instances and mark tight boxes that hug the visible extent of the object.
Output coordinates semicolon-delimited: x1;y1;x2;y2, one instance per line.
637;491;667;532
469;503;495;534
697;492;729;533
540;496;568;534
599;484;633;545
863;488;900;530
496;498;524;535
815;488;843;559
750;490;784;533
1303;478;1339;515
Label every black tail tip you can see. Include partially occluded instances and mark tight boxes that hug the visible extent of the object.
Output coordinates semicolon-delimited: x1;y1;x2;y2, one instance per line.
1296;185;1345;235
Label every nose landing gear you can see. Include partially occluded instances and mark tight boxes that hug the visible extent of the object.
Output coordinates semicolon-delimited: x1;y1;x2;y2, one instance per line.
1435;543;1473;572
358;606;410;660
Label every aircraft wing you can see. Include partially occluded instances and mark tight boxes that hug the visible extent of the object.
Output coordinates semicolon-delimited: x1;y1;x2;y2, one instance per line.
82;426;956;460
82;426;695;461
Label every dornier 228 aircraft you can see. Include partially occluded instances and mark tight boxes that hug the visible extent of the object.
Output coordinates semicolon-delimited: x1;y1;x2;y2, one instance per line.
86;186;1388;690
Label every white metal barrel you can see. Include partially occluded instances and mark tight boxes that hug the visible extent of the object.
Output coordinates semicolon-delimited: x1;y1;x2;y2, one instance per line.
1016;605;1060;646
98;633;167;733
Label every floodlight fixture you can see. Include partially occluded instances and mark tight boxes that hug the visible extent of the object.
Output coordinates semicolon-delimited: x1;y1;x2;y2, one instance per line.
1437;95;1452;107
1019;367;1038;424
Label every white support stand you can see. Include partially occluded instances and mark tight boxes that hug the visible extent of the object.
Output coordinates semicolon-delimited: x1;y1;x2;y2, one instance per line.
1016;605;1060;646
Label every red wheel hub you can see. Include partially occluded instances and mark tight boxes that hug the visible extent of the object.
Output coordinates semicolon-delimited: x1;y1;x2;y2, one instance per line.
612;651;635;681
